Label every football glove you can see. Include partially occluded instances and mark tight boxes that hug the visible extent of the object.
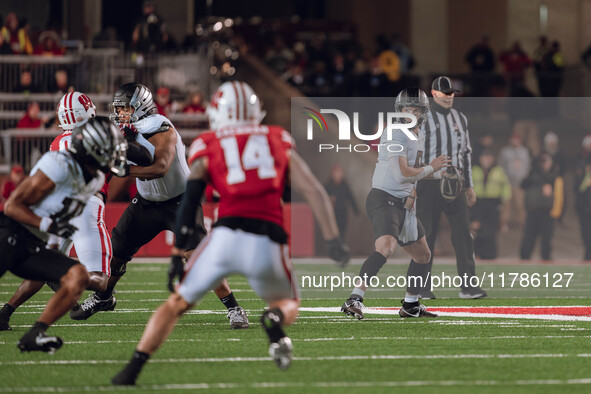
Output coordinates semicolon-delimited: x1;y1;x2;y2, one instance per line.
167;255;185;293
440;166;463;202
40;217;78;239
119;124;138;142
326;238;351;267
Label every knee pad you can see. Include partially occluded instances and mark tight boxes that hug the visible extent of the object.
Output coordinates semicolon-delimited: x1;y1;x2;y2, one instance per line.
110;259;128;277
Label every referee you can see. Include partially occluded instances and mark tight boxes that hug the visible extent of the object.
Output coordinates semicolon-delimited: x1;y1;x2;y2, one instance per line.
416;76;487;299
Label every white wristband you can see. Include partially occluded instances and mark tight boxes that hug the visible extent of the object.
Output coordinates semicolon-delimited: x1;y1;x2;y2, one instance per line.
433;170;443;179
39;217;53;232
423;165;434;176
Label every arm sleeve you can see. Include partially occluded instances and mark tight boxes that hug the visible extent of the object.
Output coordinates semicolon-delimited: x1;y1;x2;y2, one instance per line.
127;141;154;166
462;114;474;188
173;179;207;249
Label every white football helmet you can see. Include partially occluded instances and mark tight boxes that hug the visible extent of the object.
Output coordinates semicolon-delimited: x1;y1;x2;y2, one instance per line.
57;92;96;131
206;81;265;130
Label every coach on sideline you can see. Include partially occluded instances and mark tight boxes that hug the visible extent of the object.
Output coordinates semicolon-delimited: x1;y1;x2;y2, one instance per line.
415;76;487;299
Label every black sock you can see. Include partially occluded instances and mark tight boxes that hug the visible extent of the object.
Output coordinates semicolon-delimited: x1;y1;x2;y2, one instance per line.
0;304;15;317
220;292;239;310
348;295;364;302
32;321;49;332
406;260;430;295
96;288;113;300
359;251;387;280
261;308;285;343
131;350;150;364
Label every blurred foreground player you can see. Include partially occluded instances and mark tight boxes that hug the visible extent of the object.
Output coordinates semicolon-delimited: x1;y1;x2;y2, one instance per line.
341;88;449;320
112;81;348;385
0;92;151;329
75;83;249;328
0;117;124;352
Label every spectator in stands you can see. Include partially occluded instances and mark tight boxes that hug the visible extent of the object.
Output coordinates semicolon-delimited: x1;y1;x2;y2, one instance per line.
470;150;511;259
390;34;415;73
48;69;72;94
13;69;39;94
466;35;496;73
574;134;591;260
265;34;294;75
285;64;306;89
1;12;20;54
520;153;563;260
17;18;32;55
155;86;171;116
33;30;65;56
542;131;565;176
0;165;26;204
499;133;530;230
324;164;358;240
534;36;549;95
499;41;531;96
538;41;565;97
17;102;43;129
465;35;496;96
132;0;169;53
0;20;12;54
182;91;206;113
471;133;494;165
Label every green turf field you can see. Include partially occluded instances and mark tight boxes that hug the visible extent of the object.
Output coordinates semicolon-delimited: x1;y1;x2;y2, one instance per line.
0;260;590;393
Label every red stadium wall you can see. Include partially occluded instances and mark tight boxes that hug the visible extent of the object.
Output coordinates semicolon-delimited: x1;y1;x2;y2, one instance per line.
77;202;315;258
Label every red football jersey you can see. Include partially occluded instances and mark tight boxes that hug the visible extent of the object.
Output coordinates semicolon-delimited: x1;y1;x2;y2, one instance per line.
188;124;292;227
50;131;110;197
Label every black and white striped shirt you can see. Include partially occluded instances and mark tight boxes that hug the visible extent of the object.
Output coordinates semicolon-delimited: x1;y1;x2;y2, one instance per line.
422;104;473;187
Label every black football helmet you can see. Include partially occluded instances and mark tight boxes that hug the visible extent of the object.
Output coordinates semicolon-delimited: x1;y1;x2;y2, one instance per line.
395;88;430;129
69;116;128;174
109;83;156;124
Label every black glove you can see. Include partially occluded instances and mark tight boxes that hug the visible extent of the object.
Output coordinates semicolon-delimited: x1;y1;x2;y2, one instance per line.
326;238;351;267
47;219;78;239
120;125;138;142
167;255;185;292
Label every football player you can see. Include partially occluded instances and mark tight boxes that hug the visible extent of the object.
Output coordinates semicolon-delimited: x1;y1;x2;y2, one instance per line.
73;83;250;329
0;92;152;330
0;117;125;352
111;81;348;385
340;88;450;320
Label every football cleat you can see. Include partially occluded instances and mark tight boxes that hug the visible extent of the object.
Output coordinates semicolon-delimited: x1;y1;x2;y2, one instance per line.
459;287;488;299
227;306;249;329
341;298;364;320
269;336;293;370
399;300;438;318
69;293;117;320
0;315;11;331
17;330;63;354
111;363;142;386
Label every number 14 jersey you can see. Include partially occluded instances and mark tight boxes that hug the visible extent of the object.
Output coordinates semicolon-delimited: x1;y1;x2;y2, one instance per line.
187;124;292;227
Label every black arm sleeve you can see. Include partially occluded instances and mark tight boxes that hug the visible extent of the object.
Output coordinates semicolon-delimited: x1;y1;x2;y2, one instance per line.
174;179;207;249
127;141;154;166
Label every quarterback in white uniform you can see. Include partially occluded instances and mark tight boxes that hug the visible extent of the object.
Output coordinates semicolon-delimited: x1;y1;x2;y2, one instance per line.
0;117;125;353
340;88;450;320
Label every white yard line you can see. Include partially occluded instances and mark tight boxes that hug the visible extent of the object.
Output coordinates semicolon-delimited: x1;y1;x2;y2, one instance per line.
2;353;591;367
1;379;591;392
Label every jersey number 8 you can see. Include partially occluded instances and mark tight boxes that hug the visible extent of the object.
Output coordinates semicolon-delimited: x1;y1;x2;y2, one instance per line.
220;135;277;185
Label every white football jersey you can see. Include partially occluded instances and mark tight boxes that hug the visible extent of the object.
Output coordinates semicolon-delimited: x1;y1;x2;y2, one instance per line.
372;130;424;198
132;114;189;202
26;151;105;241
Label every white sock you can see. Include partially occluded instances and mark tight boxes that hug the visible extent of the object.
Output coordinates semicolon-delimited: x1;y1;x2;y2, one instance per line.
404;294;419;303
351;288;365;299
